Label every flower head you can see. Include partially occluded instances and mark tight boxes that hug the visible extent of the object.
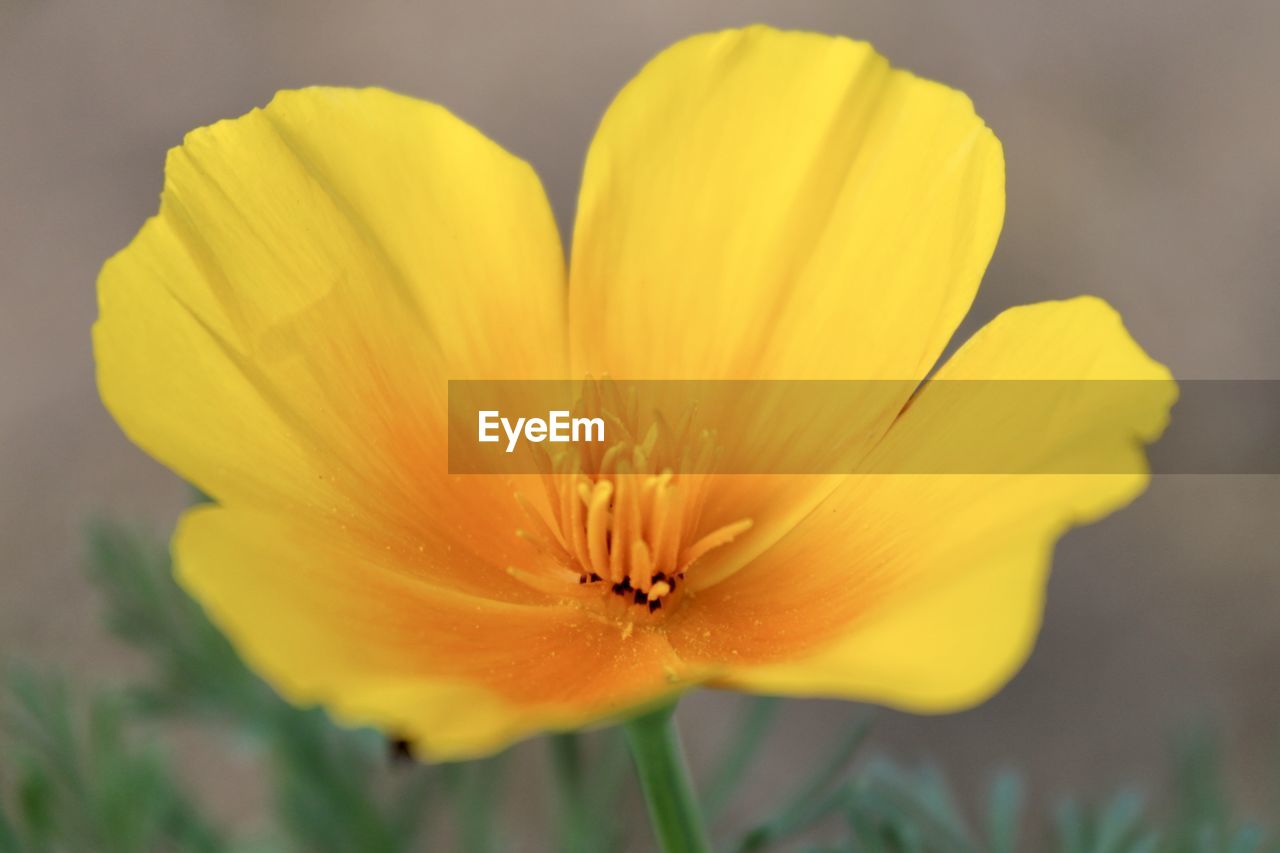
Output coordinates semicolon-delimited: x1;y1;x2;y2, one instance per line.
95;26;1174;759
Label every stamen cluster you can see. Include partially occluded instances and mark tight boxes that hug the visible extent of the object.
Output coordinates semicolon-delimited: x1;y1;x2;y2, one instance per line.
515;387;751;614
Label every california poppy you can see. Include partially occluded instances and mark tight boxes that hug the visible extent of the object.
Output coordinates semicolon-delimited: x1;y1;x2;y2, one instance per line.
95;26;1174;763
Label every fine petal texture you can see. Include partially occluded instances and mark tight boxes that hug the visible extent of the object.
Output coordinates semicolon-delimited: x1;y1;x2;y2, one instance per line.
175;505;695;759
667;297;1175;709
95;87;567;601
569;25;1004;382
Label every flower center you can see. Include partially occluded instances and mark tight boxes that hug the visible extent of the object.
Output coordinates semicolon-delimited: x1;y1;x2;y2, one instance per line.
513;388;751;615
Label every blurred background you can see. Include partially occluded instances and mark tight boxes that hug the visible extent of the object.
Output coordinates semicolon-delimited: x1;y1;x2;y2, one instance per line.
2;0;1278;846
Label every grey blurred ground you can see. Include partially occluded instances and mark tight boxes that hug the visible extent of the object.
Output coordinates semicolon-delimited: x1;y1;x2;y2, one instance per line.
1;0;1278;842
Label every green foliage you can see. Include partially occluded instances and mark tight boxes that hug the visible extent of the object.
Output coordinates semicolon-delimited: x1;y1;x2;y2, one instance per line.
0;519;1276;851
703;697;782;821
738;711;874;851
83;519;273;724
0;669;224;853
743;736;1279;853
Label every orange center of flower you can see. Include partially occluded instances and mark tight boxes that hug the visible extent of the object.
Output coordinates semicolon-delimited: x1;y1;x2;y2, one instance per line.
513;391;751;616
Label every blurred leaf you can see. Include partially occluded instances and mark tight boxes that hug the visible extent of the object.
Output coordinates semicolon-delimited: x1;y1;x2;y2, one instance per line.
846;761;978;853
1055;798;1096;853
737;712;872;851
546;728;632;852
0;791;19;853
1093;789;1145;853
986;770;1023;853
0;668;225;853
1170;725;1229;845
550;734;592;853
84;519;276;725
439;753;508;853
1225;825;1266;853
702;697;781;820
587;729;635;850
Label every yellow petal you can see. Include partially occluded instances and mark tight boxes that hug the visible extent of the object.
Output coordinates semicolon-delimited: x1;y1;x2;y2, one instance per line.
669;297;1175;709
176;505;697;760
573;28;1008;591
570;26;1004;382
568;26;1006;594
94;87;566;600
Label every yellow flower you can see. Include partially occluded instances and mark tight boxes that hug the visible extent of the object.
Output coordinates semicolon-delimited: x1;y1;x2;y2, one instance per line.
95;26;1174;760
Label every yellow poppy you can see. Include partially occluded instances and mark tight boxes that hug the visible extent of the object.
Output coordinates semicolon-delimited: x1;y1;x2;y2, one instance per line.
94;26;1174;760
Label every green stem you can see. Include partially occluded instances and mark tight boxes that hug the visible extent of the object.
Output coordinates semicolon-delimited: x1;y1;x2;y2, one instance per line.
549;733;591;853
623;704;712;853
